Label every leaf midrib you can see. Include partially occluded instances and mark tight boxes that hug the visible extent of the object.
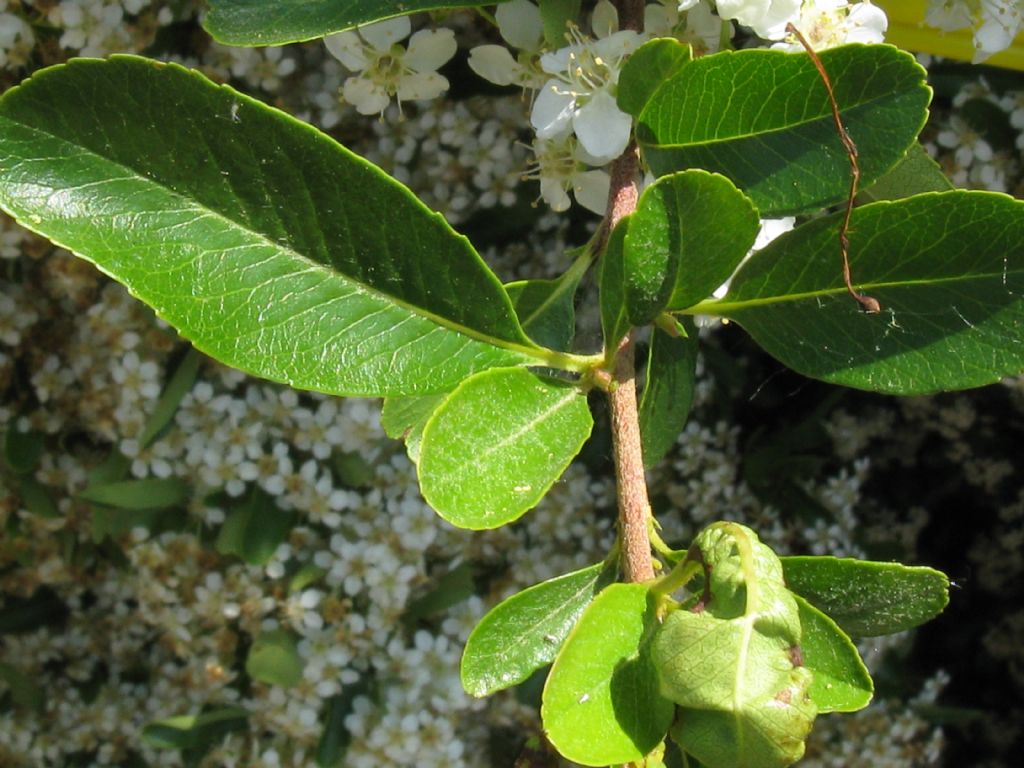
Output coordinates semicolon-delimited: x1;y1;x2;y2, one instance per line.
0;111;553;365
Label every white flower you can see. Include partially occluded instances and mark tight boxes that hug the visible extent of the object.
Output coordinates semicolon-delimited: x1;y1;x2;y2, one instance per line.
715;0;802;38
773;1;888;50
468;1;550;89
925;0;1024;62
528;134;611;214
531;28;641;161
0;12;34;68
324;17;457;115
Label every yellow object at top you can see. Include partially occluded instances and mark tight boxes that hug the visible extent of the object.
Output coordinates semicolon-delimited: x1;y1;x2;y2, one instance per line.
876;0;1024;70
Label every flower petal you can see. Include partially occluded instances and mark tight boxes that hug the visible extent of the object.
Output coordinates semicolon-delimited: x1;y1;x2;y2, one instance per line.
572;170;611;215
405;28;457;72
468;45;519;86
531;81;577;139
323;31;367;70
573;89;631;161
343;77;392;115
359;16;411;51
496;0;545;50
397;71;450;102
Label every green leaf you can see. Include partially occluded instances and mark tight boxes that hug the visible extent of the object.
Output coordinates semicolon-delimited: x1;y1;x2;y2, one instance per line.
246;628;304;688
654;524;816;768
17;476;60;519
0;57;540;398
639;320;699;469
506;276;578;351
418;367;593;529
78;478;189;510
616;38;692;118
713;191;1024;394
461;561;614;697
216;489;296;566
630;44;930;216
599;217;632;354
204;0;504;45
139;348;200;448
0;662;46;712
539;0;581;48
405;562;475;622
781;556;950;637
0;588;68;635
542;583;673;767
793;594;872;713
3;425;44;474
625;171;758;323
381;393;447;464
141;707;249;750
858;142;953;204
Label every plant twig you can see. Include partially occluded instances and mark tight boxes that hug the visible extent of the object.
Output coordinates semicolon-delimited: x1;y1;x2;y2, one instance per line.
603;0;653;586
609;335;655;583
786;23;881;314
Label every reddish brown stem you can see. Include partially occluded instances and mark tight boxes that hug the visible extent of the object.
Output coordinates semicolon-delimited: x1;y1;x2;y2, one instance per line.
786;23;881;314
604;1;653;585
609;336;655;583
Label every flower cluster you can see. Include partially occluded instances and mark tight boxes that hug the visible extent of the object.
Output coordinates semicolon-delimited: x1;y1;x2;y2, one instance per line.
926;0;1024;62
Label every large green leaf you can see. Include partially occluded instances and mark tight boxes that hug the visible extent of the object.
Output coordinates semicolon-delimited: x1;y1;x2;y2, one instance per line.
616;37;692;118
627;42;930;216
709;191;1024;394
599;218;632;355
0;57;541;398
204;0;504;45
78;478;190;510
781;556;950;638
639;320;699;469
418;367;593;529
542;583;673;767
654;524;816;768
461;561;615;697
793;594;873;713
381;393;447;464
506;275;578;351
625;170;758;322
858;142;953;203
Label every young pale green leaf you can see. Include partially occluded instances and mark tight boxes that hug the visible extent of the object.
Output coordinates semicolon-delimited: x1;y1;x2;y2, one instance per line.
138;348;200;448
631;44;929;216
78;478;190;510
639;321;699;468
381;393;447;464
542;583;673;767
142;707;249;750
654;524;816;768
625;170;758;322
781;556;950;637
246;628;304;688
204;0;502;45
215;489;296;566
0;57;540;398
506;276;578;351
793;594;873;713
418;367;593;529
461;561;614;697
858;142;953;203
712;191;1024;394
599;218;632;354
